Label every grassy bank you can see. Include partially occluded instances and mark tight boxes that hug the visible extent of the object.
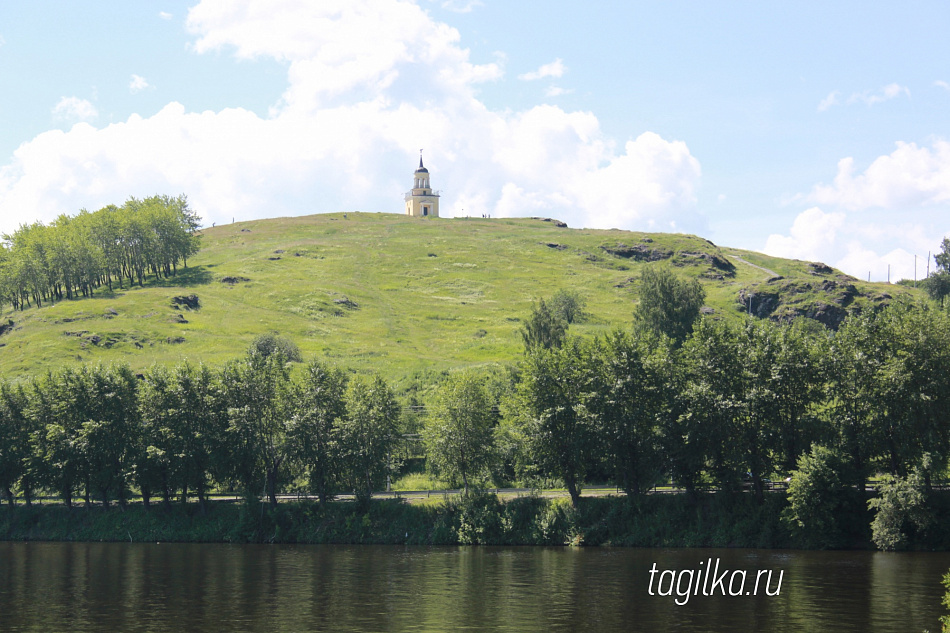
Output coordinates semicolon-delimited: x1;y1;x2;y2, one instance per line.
0;491;910;549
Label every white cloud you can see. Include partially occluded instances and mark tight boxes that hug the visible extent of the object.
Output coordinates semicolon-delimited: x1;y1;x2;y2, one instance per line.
544;85;572;97
129;74;150;93
764;206;946;282
0;34;5;47
519;59;566;81
817;90;839;112
764;207;845;262
0;0;703;237
818;84;910;110
440;0;482;12
159;11;173;20
847;83;910;106
935;80;950;91
51;97;98;122
810;140;950;210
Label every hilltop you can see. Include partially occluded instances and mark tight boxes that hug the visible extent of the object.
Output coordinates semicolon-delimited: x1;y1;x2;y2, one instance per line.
0;212;915;384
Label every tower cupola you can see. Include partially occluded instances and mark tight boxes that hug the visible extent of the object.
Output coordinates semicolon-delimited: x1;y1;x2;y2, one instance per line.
405;150;440;217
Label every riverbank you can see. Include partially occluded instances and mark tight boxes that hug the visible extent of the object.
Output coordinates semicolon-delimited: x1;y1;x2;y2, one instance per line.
0;491;912;549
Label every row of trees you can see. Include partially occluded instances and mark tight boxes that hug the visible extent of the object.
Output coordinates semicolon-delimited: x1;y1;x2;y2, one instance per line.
0;349;401;511
2;295;949;512
0;195;201;311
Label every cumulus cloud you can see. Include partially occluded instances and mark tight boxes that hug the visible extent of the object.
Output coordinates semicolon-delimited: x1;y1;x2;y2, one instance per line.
810;140;950;210
544;86;572;97
441;0;482;12
519;59;566;81
51;97;98;122
818;83;910;110
764;205;945;282
0;0;704;237
129;74;150;93
764;207;845;261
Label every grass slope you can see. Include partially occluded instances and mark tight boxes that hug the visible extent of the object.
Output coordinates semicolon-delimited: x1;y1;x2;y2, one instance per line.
0;212;917;383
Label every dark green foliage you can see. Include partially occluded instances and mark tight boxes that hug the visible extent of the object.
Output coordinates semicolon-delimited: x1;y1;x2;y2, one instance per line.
783;445;865;549
0;195;200;310
337;375;401;505
248;332;302;362
924;272;950;306
221;352;292;506
285;361;349;504
422;371;497;494
633;264;705;345
548;288;587;324
587;330;673;496
515;339;597;507
868;463;933;551
520;298;567;351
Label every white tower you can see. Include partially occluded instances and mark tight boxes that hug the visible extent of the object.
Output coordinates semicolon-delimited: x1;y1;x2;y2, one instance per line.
405;151;440;217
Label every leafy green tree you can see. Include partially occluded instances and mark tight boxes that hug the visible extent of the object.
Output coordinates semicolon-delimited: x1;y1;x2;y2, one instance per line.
28;368;96;506
222;352;291;506
422;371;496;495
337;375;401;505
248;332;302;362
548;289;587;324
633;265;705;346
678;319;747;492
138;362;225;511
516;339;597;507
520;298;567;351
871;302;950;481
824;310;887;490
589;330;672;496
784;444;853;549
285;361;349;505
0;383;30;505
71;365;139;507
868;462;933;551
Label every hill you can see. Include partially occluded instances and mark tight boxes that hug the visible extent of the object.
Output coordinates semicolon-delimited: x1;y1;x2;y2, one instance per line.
0;212;916;384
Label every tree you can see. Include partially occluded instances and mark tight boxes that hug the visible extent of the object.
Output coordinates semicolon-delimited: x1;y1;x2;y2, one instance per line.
285;361;349;505
516;339;597;507
633;265;705;346
337;375;401;505
926;237;950;306
520;298;567;351
784;444;853;549
589;330;671;496
0;383;30;505
548;289;587;324
868;462;933;551
248;332;302;363
222;352;291;506
422;371;496;495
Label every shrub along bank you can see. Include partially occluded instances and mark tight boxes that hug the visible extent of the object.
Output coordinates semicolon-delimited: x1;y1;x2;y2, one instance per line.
5;490;950;550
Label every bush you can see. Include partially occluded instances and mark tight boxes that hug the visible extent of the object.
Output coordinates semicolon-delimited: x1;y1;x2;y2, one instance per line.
248;333;302;362
783;445;855;548
868;466;933;551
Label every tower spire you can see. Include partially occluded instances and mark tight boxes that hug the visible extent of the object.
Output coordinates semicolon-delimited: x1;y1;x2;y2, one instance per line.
419;148;424;169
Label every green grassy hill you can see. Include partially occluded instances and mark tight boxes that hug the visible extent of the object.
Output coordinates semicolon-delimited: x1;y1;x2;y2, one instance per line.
0;212;915;384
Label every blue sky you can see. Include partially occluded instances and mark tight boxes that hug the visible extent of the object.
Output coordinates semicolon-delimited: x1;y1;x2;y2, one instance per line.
1;1;949;282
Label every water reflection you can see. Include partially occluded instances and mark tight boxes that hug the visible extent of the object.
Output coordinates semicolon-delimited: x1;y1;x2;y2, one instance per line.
0;542;947;632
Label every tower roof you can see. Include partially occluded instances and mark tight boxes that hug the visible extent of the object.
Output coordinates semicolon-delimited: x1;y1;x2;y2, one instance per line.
415;154;428;173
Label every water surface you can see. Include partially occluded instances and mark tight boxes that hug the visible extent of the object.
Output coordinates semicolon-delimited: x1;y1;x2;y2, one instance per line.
0;542;947;632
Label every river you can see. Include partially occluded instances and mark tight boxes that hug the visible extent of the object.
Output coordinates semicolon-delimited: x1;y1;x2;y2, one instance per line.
0;542;947;632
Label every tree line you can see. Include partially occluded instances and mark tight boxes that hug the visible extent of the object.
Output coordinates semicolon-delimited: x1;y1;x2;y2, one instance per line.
1;286;949;515
0;195;201;312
